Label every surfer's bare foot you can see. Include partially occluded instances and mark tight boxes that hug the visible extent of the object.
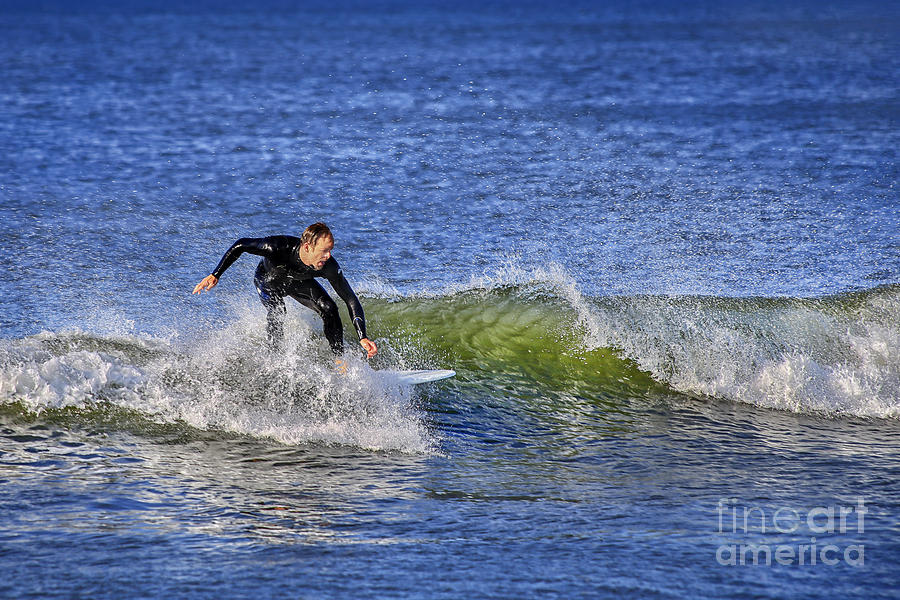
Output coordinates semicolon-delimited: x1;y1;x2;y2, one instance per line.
334;358;348;374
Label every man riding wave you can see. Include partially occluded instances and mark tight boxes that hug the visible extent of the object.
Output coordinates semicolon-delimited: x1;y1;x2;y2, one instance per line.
192;222;378;360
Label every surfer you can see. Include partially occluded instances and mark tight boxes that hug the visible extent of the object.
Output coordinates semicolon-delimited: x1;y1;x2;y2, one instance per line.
192;222;378;360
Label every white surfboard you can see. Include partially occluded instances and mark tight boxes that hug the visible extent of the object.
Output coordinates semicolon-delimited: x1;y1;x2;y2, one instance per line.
379;369;456;385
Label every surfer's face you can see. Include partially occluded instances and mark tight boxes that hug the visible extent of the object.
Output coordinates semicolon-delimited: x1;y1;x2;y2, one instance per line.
305;237;334;270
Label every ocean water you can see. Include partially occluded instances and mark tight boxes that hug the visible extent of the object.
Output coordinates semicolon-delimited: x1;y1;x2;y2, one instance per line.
1;0;899;598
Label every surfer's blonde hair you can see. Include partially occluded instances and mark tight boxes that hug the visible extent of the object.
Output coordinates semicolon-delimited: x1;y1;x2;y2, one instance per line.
301;222;334;247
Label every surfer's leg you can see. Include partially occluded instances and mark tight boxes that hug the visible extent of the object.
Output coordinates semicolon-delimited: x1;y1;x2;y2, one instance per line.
263;298;286;348
289;280;344;354
254;274;286;349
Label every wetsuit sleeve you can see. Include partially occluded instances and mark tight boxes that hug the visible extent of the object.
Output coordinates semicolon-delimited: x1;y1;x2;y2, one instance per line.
327;262;368;340
210;237;275;279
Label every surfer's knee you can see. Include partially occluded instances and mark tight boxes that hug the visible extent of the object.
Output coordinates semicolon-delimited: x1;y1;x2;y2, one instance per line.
257;284;285;312
315;295;339;321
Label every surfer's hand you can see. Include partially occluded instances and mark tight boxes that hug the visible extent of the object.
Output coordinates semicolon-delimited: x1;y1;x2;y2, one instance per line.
360;338;377;359
192;274;218;294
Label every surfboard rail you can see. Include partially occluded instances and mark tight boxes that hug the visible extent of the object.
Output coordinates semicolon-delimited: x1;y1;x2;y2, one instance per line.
378;369;456;385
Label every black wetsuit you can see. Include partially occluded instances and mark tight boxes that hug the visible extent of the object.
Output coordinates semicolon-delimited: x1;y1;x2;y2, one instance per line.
210;236;367;353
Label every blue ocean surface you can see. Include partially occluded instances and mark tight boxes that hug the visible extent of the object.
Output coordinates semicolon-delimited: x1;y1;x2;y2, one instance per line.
1;0;898;598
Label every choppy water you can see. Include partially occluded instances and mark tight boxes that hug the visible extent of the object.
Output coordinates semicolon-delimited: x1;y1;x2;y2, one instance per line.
1;1;899;598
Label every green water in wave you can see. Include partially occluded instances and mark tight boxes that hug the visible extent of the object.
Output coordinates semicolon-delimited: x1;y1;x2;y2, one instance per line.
364;283;900;416
365;288;665;402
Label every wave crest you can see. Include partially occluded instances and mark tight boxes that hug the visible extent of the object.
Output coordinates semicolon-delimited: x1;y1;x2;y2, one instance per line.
367;273;900;418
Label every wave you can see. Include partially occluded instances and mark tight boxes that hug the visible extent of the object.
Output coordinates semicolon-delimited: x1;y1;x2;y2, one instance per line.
2;273;897;446
364;268;900;419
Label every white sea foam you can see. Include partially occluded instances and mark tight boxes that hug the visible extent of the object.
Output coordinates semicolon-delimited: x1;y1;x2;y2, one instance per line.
583;292;900;419
0;308;435;453
0;332;147;410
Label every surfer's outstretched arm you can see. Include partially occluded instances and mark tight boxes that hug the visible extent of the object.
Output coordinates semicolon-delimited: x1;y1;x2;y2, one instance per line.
192;237;274;294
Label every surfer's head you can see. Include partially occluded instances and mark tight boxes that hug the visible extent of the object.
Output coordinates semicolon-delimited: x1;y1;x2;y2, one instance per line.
301;222;333;248
300;222;335;270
